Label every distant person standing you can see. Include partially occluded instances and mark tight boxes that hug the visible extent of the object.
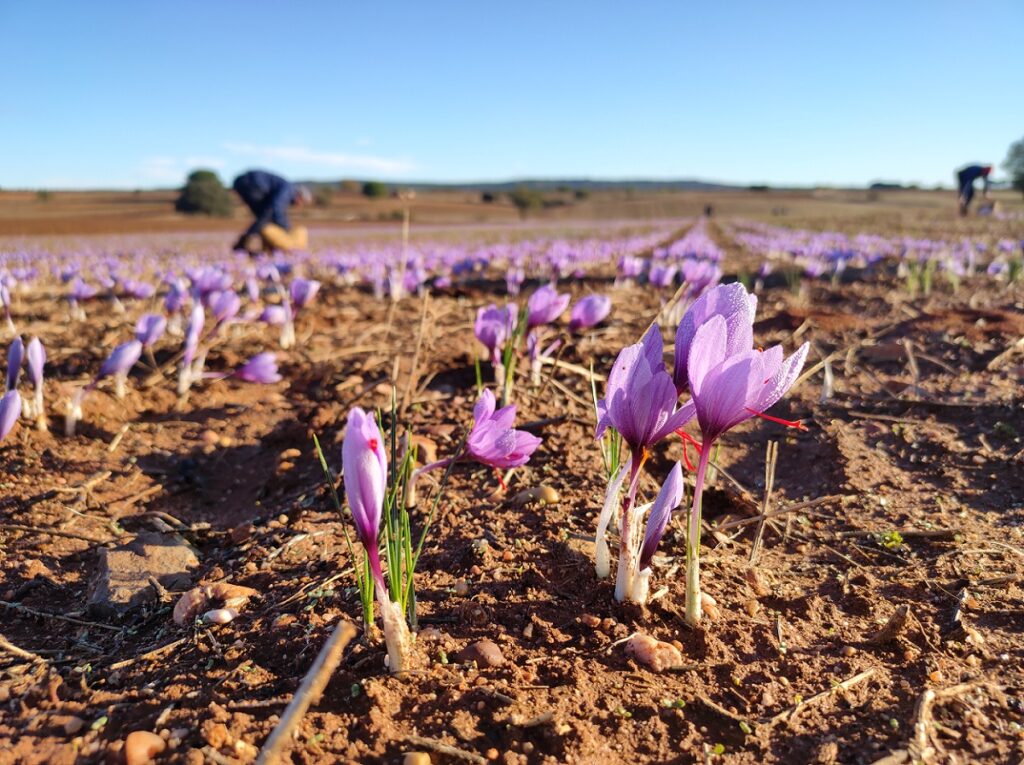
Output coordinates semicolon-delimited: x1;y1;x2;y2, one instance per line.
231;170;312;253
955;164;992;216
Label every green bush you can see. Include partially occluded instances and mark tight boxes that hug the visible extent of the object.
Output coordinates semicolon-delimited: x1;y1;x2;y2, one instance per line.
174;170;233;217
313;185;334;208
509;186;544;219
362;181;389;199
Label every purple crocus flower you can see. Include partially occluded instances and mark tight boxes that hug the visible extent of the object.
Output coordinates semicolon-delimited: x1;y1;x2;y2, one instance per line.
678;305;808;626
526;284;570;329
474;304;515;365
7;337;23;391
595;325;694;452
638;462;684;572
341;406;410;672
568;294;611;332
593;324;695;600
0;389;20;441
673;282;756;395
135;314;167;348
290;278;321;310
26;337;44;388
234;352;282;384
97;340;143;380
686;316;809;444
26;337;45;430
259;305;288;326
465;389;542;469
211;291;241;324
342;407;387;563
182;304;205;368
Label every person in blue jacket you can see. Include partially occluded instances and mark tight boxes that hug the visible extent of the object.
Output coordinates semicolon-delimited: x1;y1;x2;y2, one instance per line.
231;170;312;252
955;164;992;216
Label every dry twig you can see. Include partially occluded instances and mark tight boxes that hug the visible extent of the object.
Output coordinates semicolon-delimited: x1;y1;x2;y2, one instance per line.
256;620;358;765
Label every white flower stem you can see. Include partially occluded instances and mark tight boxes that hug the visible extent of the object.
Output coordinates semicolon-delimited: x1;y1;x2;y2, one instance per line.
685;444;712;626
375;578;410;674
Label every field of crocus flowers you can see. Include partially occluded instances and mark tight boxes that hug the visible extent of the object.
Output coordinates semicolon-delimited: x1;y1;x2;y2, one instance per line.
0;206;1022;765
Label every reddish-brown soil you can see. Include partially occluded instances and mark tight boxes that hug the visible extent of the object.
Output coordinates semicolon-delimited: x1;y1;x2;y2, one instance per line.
1;216;1023;765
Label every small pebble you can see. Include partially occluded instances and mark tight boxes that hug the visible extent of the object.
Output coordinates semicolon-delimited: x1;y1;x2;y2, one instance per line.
501;550;515;562
580;614;600;628
841;646;857;658
124;731;167;765
280;448;302;460
62;716;85;735
453;580;470;597
403;753;431;765
486;748;499;761
457;639;505;668
200;429;219;445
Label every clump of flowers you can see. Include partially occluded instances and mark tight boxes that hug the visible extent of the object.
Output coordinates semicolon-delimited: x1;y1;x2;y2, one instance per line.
593;283;808;616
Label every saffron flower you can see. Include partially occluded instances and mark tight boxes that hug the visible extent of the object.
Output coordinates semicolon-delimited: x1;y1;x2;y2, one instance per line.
259;305;288;326
672;282;756;395
466;389;542;470
342;407;410;673
678;294;808;625
593;325;694;601
95;340;143;399
526;283;570;330
234;352;282;384
0;389;20;442
290;278;321;310
211;291;241;325
178;303;205;396
568;294;611;332
7;337;23;391
26;337;45;429
135;314;167;348
474;303;516;386
628;462;685;603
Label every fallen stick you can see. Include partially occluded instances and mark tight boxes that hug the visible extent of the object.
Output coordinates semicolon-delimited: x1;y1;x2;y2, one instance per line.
256;620;357;765
0;523;115;545
986;335;1024;370
0;600;122;632
837;529;958;542
715;494;851;531
765;668;875;726
0;633;46;663
404;735;487;764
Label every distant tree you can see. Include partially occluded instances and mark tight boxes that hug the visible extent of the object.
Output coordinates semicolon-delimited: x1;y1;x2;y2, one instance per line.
339;180;361;193
36;189;52;202
312;185;334;208
748;184;770;192
573;188;590;201
362;181;389;198
481;191;497;203
174;170;233;217
509;186;543;219
1004;136;1024;198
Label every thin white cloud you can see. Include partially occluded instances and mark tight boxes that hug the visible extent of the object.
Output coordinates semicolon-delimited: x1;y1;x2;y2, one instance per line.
223;142;412;173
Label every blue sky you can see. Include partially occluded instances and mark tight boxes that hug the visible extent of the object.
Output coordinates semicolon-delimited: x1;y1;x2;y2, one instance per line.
2;1;1022;189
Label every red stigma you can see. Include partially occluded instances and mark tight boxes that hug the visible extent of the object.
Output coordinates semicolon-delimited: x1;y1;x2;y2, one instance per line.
745;408;808;431
368;438;379;451
674;429;704;471
494;468;507;492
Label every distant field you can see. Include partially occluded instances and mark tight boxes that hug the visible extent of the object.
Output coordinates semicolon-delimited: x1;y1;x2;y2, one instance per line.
2;186;1021;237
